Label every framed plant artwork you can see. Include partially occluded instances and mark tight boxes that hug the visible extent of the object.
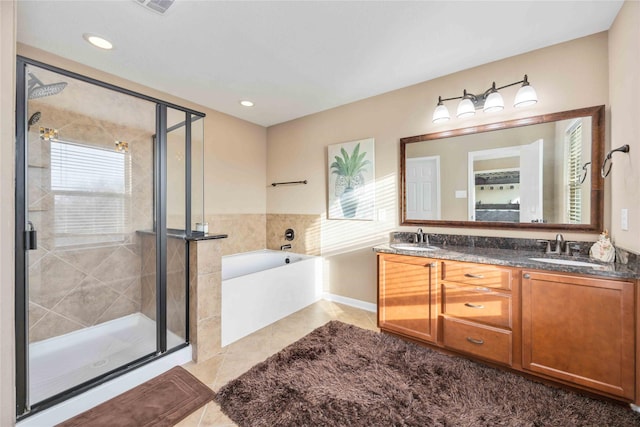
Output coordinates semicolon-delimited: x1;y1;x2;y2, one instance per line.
327;138;375;220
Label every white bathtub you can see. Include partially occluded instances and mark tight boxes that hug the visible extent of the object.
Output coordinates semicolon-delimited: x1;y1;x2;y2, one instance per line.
221;249;322;346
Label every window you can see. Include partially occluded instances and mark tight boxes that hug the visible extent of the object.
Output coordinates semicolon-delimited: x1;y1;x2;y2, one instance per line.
50;140;129;247
566;122;582;224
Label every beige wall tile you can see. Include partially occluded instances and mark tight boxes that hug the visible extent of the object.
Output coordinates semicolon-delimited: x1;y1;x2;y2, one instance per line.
196;239;222;275
206;214;266;255
195;316;222;362
266;213;321;255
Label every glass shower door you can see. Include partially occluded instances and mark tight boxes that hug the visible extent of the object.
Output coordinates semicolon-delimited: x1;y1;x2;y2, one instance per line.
22;63;158;406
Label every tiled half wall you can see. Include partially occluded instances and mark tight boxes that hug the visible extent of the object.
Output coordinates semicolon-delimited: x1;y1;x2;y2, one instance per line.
205;213;321;256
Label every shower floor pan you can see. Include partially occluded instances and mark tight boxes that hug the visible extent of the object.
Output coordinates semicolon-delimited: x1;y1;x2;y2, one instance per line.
29;313;183;405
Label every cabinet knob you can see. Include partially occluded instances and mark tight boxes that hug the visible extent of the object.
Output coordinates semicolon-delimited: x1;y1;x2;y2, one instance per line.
523;273;531;279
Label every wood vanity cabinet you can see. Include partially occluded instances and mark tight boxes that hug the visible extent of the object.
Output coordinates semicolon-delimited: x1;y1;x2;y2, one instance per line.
440;261;516;366
378;253;438;343
377;251;638;404
522;271;635;399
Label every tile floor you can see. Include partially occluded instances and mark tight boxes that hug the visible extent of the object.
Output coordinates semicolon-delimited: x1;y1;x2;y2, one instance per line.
176;300;378;427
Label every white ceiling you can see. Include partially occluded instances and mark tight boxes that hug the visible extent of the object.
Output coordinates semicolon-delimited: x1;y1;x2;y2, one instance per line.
17;0;623;127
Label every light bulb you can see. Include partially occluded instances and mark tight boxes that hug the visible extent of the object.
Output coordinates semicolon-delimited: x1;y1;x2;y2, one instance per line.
514;84;538;107
484;91;504;113
457;98;475;118
432;104;450;123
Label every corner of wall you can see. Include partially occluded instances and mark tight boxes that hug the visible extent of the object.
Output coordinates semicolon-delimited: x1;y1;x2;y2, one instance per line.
1;1;17;424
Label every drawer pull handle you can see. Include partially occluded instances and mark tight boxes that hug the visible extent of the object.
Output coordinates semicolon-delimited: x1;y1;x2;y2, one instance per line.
464;303;485;309
466;337;484;345
523;273;531;279
474;286;490;292
465;273;484;279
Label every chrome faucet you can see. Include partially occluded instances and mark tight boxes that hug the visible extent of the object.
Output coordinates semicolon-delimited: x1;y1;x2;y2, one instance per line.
414;228;429;244
538;234;566;254
280;244;292;251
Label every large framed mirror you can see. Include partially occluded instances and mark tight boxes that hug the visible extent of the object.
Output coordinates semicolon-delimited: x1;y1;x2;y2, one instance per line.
400;105;604;232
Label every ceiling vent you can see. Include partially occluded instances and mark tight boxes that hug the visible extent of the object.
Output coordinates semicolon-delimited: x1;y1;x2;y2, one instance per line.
134;0;175;15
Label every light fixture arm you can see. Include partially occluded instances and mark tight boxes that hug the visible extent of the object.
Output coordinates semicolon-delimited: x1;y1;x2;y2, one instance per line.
434;75;531;108
432;75;537;123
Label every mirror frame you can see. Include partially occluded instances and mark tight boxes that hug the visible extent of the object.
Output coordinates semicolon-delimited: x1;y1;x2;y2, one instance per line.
400;105;605;232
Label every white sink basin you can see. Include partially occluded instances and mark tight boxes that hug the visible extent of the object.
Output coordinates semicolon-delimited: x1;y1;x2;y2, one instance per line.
391;243;438;252
529;257;603;268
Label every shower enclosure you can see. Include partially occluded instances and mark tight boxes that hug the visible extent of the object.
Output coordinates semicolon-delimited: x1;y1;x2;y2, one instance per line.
14;57;205;419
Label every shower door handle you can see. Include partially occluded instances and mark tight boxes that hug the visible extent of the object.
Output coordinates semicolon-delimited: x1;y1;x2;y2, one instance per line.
25;221;37;250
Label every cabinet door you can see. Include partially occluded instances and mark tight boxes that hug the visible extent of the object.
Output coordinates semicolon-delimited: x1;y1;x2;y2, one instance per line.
522;271;635;399
378;254;437;343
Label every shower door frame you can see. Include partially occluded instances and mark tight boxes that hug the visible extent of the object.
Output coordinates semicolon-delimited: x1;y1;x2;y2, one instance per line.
14;56;204;419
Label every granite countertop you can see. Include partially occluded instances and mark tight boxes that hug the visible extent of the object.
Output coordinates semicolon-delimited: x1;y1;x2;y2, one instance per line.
374;243;640;280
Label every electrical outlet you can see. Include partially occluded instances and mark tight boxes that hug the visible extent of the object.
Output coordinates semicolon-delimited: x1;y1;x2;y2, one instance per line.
621;208;628;231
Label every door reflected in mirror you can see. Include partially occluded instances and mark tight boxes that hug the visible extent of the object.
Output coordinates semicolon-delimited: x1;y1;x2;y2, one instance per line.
400;105;604;232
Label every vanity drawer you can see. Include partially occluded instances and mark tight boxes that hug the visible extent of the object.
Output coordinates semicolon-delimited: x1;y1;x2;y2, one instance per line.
443;317;512;366
441;261;512;291
442;283;512;328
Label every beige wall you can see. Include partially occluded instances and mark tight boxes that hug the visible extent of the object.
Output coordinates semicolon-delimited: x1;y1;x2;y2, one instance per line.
609;1;640;253
267;32;610;303
1;2;16;424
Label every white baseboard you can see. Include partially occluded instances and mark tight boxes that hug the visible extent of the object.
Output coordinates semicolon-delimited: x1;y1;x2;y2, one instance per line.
322;293;377;313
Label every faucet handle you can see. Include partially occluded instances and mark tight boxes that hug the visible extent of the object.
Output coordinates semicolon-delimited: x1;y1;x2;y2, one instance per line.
565;242;579;256
537;240;551;254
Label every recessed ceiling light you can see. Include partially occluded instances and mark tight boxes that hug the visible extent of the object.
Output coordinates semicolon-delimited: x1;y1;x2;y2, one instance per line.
83;33;113;50
240;100;254;107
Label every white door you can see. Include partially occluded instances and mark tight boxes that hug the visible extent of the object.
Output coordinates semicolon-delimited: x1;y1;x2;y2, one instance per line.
520;139;544;223
406;156;440;220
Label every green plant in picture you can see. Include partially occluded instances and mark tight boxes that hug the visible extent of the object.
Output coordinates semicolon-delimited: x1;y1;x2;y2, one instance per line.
330;143;370;218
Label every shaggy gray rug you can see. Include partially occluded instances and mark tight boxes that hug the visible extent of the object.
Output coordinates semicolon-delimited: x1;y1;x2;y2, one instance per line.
215;321;640;426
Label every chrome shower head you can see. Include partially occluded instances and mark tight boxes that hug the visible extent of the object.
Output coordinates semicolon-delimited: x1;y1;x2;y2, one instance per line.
27;72;67;99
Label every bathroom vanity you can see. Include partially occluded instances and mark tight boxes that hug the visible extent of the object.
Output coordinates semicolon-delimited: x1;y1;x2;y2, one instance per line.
376;241;640;405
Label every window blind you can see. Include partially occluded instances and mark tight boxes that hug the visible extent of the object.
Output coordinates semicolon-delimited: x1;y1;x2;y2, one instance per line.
50;141;129;246
567;123;582;224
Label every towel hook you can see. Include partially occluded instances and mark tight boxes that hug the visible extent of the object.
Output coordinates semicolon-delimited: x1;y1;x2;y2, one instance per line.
601;144;630;178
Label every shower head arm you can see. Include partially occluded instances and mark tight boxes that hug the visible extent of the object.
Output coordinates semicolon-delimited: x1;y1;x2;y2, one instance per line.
27;73;45;91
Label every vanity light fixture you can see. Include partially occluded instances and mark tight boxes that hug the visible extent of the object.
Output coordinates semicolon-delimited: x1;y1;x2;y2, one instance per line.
240;100;254;107
83;33;113;50
432;75;537;123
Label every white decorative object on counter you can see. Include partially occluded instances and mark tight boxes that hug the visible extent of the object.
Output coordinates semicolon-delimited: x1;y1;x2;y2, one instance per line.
589;231;615;263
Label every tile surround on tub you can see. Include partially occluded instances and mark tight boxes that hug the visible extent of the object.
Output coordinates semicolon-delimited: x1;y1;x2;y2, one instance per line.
188;238;224;362
205;214;266;255
266;214;322;256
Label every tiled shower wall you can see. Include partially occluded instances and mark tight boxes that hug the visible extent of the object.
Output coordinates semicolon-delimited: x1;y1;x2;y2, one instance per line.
27;102;153;342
